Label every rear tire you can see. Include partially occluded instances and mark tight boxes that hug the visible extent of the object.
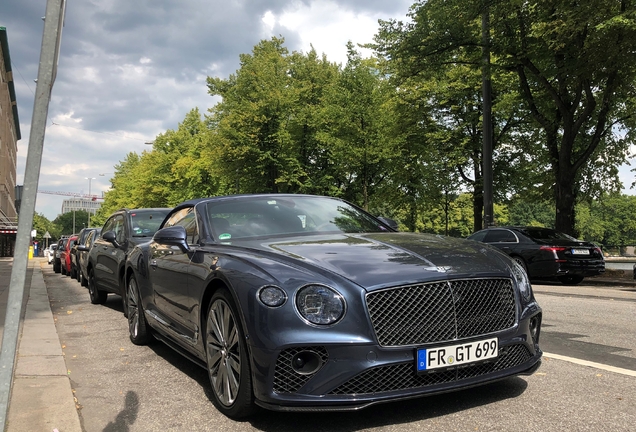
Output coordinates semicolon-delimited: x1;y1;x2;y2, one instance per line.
205;289;255;419
127;275;152;345
88;268;108;304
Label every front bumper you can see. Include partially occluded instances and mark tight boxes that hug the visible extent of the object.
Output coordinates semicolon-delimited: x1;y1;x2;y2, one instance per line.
248;310;542;411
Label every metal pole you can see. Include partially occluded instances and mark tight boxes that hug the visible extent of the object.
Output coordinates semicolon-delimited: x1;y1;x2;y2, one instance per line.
481;6;494;228
86;177;95;227
0;0;66;429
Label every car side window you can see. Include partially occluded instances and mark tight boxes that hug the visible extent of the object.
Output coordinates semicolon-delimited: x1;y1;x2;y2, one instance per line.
163;208;191;229
483;229;517;243
102;216;116;236
468;231;487;242
175;209;199;245
113;215;126;244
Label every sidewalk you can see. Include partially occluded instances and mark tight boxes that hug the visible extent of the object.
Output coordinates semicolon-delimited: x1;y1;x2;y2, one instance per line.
0;258;81;432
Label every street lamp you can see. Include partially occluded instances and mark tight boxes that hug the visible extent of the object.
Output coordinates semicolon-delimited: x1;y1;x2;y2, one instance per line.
85;177;96;227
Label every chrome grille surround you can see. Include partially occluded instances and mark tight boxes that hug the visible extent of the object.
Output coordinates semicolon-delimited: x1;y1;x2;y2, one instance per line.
328;344;531;395
273;346;329;394
366;278;517;347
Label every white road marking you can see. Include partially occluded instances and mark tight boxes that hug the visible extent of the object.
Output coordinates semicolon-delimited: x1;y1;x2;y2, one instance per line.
543;352;636;377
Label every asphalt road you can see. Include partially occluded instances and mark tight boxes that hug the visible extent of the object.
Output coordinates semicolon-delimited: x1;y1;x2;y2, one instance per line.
41;265;636;432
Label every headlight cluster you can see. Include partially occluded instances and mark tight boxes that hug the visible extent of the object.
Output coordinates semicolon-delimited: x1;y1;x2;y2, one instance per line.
511;261;533;302
295;284;345;326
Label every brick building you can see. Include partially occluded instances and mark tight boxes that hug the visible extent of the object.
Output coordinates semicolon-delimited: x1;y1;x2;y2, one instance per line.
0;26;21;257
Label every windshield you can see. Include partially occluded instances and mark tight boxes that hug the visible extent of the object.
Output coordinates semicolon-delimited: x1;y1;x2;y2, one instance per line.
206;196;389;240
131;210;171;237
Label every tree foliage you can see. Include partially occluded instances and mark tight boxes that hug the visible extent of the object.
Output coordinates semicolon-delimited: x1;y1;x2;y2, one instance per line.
372;0;636;235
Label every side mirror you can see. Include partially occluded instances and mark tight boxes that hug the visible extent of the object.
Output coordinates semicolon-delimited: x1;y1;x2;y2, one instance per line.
77;245;89;252
153;226;189;252
102;230;121;248
378;217;399;231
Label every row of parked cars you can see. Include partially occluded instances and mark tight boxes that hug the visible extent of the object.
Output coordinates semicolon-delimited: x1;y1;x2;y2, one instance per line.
39;194;602;419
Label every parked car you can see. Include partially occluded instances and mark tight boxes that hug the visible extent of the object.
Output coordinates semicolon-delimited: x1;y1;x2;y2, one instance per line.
45;244;58;264
77;228;101;287
467;226;605;285
86;208;171;314
71;227;100;282
52;237;67;273
123;194;543;418
59;235;79;276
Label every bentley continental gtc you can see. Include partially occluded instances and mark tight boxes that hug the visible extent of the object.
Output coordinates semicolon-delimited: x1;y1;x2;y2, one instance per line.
124;194;543;418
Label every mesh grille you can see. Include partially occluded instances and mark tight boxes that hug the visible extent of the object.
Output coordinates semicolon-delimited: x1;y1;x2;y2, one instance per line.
367;279;516;347
328;344;532;395
273;346;329;394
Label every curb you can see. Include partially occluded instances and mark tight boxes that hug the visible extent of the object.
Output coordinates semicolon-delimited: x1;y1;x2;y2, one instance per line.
6;260;82;432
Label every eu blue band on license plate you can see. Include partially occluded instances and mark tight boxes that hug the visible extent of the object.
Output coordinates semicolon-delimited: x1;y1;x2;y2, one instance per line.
417;337;498;372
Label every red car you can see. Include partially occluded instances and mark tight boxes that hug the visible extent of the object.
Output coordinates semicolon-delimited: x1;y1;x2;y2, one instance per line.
59;235;78;276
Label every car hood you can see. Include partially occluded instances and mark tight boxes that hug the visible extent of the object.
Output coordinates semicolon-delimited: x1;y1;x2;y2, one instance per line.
244;232;513;291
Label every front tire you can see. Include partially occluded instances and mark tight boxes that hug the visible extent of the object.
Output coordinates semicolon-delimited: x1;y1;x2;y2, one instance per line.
88;268;108;304
127;275;152;345
205;289;255;419
512;256;527;274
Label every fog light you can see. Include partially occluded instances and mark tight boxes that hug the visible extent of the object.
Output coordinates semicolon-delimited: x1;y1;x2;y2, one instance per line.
291;350;322;375
258;286;287;307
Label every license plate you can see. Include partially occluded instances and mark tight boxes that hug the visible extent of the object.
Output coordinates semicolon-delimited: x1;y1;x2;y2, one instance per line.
417;338;498;372
572;249;590;255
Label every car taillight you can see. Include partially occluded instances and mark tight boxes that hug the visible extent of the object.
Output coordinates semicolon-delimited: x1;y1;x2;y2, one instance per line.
540;246;567;261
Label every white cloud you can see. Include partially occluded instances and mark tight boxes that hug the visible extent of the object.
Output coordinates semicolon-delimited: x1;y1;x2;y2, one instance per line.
278;0;386;64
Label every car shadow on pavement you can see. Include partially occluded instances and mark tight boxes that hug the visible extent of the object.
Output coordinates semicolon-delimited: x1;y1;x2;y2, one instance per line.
247;377;529;430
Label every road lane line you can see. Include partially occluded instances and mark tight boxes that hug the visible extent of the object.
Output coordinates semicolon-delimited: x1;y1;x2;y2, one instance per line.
543;352;636;377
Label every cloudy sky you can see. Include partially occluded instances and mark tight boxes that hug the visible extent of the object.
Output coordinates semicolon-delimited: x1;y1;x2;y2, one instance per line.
2;0;414;220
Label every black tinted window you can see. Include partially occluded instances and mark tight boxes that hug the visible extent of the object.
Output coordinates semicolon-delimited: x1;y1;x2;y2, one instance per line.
130;210;170;237
468;231;487;241
483;229;517;243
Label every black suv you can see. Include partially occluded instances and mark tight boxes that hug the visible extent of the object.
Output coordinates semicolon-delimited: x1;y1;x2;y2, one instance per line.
86;208;171;313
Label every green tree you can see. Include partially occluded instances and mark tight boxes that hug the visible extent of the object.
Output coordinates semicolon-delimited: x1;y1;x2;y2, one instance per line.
207;37;295;194
318;42;396;210
31;213;60;245
53;210;90;235
576;194;636;246
373;0;636;235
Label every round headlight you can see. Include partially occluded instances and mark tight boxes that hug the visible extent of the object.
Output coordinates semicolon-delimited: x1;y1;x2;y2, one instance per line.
511;261;533;302
258;286;287;307
295;284;345;326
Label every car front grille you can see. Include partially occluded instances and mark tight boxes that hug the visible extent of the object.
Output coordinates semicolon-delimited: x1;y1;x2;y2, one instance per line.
273;346;329;394
366;278;517;347
328;344;531;395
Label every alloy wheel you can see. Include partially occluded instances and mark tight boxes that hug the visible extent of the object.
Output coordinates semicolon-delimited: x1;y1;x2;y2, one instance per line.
127;278;140;338
206;299;241;407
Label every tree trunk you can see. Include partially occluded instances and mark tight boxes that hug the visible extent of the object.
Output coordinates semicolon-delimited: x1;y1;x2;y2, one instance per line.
554;161;577;236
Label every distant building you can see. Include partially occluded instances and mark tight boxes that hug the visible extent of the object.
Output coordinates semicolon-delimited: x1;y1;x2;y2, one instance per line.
61;198;102;215
0;26;21;257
